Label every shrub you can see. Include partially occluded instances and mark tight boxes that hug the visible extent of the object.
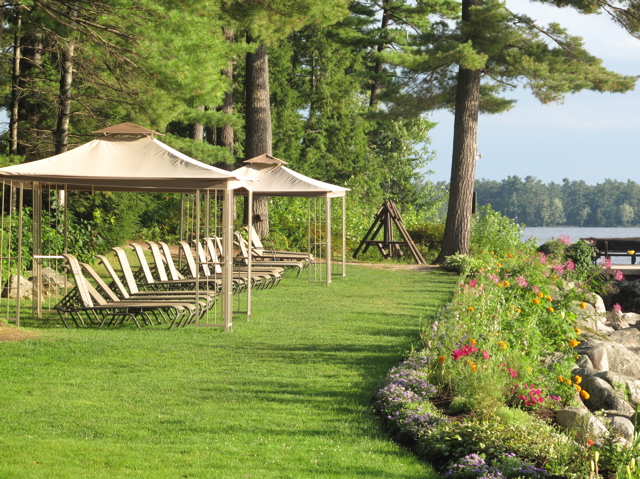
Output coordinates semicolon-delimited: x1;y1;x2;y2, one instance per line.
470;206;524;257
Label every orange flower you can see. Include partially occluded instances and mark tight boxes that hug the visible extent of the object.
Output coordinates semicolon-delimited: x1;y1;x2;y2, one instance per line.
497;262;502;267
515;308;521;314
533;298;540;305
575;384;582;393
470;339;477;346
497;282;504;288
537;292;544;298
574;375;582;384
438;355;446;364
548;307;555;313
580;390;590;400
580;302;587;309
503;280;510;287
547;295;553;302
498;341;508;351
468;306;475;312
569;339;581;348
557;376;564;382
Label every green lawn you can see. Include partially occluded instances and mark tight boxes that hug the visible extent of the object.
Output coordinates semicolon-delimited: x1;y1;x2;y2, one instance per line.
0;265;456;478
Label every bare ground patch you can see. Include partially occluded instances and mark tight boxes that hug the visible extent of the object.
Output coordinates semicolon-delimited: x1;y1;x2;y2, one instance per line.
0;321;39;342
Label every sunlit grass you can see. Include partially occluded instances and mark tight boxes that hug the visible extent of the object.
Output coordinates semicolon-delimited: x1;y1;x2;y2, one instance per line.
0;265;456;478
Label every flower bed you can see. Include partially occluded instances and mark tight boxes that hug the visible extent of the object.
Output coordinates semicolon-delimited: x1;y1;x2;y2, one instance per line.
374;225;628;478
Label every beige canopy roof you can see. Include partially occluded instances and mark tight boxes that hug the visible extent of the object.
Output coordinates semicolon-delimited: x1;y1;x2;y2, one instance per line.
0;136;252;192
233;154;348;198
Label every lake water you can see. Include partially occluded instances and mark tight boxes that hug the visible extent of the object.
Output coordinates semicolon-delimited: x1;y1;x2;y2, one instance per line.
521;226;640;264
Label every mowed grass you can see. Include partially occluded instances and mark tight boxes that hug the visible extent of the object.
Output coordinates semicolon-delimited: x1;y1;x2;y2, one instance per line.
0;265;456;478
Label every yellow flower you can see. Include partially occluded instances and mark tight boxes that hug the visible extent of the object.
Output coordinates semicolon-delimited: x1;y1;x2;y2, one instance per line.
498;341;508;351
580;302;587;310
470;339;477;346
565;379;573;385
575;328;581;335
468;306;475;312
438;355;446;364
497;282;504;288
629;250;635;255
515;308;521;314
580;390;590;400
574;375;582;384
569;339;581;348
503;280;510;287
468;361;477;372
548;306;555;313
537;292;544;298
557;376;564;382
575;384;582;393
547;295;553;302
533;298;540;305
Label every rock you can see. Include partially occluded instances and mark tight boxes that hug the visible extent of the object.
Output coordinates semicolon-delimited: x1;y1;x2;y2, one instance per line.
623;312;640;327
576;340;640;379
2;275;35;300
574;303;612;333
603;414;635;441
583;376;636;416
555;407;608;445
594;370;640;409
608;328;640;355
586;292;607;313
606;312;630;330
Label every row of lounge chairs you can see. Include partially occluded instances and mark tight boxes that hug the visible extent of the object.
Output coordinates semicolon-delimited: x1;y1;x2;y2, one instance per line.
54;233;312;329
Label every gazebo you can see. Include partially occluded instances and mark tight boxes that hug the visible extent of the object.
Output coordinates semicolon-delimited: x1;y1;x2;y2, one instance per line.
233;154;349;285
0;123;254;330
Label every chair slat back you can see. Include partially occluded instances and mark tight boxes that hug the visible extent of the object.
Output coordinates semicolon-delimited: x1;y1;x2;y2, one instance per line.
147;241;169;282
196;242;212;276
159;242;183;280
62;254;94;307
130;243;156;284
178;241;198;278
112;247;141;294
95;254;131;299
80;262;120;302
204;238;223;274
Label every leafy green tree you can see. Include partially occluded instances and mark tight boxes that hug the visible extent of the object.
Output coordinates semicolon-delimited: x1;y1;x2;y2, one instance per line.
379;0;636;260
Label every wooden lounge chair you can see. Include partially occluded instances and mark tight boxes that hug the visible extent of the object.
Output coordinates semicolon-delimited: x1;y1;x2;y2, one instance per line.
91;254;214;321
55;254;196;329
202;237;282;289
246;225;313;265
234;232;305;275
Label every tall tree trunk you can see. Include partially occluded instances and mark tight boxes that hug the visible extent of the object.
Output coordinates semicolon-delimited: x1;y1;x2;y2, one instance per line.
435;0;482;263
55;38;75;154
245;39;272;237
215;27;235;171
9;5;22;156
191;105;204;141
369;5;390;107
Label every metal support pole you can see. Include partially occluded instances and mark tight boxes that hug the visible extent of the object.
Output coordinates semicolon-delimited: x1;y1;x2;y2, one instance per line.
222;188;234;331
326;196;331;285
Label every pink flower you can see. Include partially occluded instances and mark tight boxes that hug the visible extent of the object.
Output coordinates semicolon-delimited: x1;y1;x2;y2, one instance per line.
489;274;500;283
516;276;528;288
552;264;565;275
482;350;490;360
469;279;478;288
509;368;518;379
565;260;575;271
531;285;539;294
538;253;547;264
613;303;623;315
558;235;571;245
613;269;625;282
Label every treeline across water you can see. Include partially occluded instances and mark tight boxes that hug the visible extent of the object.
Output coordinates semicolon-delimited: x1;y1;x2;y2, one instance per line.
474;177;640;227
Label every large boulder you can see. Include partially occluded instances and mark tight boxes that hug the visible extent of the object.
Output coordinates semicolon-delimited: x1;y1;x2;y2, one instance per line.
2;275;36;300
582;376;636;416
575;340;640;378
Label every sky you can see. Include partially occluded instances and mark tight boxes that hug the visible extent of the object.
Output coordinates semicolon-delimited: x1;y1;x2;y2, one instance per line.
425;0;640;186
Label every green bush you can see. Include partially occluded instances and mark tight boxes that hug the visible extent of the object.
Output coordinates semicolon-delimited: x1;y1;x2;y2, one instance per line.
470;205;525;257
